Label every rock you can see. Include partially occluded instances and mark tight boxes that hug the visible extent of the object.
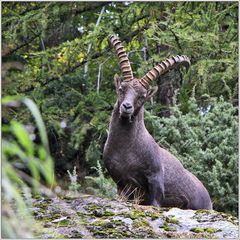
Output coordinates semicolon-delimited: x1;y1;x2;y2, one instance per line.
31;194;238;239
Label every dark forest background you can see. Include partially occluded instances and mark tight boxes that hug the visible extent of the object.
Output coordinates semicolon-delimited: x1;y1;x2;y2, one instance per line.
2;1;238;237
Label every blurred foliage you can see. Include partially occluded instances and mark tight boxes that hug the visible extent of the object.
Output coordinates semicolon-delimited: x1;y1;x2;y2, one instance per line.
2;96;55;238
2;1;238;217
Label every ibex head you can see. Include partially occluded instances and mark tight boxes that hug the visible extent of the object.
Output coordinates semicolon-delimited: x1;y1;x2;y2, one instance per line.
109;34;190;120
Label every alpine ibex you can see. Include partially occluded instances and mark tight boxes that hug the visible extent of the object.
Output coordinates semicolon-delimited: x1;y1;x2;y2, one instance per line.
103;34;212;210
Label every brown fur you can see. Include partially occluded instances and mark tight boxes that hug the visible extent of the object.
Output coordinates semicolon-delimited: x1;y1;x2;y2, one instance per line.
103;77;212;210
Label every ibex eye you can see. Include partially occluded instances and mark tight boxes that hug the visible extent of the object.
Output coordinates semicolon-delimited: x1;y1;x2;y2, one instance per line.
137;96;145;105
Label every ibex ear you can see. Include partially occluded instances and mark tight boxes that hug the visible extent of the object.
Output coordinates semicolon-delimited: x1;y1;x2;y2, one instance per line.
114;74;122;90
147;86;158;99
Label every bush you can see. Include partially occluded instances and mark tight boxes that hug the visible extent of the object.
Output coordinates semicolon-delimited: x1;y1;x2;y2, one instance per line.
145;96;238;216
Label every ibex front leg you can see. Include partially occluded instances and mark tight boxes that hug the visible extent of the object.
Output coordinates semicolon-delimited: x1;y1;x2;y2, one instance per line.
148;174;165;207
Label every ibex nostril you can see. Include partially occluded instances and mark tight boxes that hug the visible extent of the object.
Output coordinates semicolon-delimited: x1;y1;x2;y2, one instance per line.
123;102;132;109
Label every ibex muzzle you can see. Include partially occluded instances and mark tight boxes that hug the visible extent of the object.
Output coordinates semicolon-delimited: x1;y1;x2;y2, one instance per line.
103;34;212;210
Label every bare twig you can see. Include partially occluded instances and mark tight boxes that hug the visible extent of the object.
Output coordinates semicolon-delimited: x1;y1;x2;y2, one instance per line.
97;56;111;94
97;64;102;94
7;33;41;56
143;31;154;112
169;28;183;51
84;6;106;76
39;36;51;71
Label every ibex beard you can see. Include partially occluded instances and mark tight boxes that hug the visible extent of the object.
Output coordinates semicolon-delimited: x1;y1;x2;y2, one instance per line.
103;34;212;210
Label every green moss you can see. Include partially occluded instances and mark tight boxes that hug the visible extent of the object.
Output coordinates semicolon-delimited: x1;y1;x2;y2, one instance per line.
164;226;177;232
36;203;48;210
92;230;109;237
112;219;122;225
49;213;64;221
93;229;127;238
90;219;130;238
195;209;238;225
33;195;42;200
76;212;85;217
190;227;219;234
71;232;84;238
52;213;62;218
76;218;88;225
166;216;179;224
54;219;71;227
132;218;150;228
131;219;156;238
195;209;213;213
91;220;113;228
86;203;99;211
123;209;146;219
220;212;238;225
75;213;88;225
159;222;168;228
150;213;160;220
45;232;66;239
190;227;205;233
103;210;115;216
205;227;217;233
159;222;176;232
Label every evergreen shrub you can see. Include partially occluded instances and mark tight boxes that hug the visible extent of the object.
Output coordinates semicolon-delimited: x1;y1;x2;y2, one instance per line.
145;96;238;216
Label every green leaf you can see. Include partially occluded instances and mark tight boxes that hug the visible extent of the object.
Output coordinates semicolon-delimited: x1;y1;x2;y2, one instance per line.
3;161;25;187
131;39;140;49
77;52;85;63
2;96;50;154
27;158;40;191
40;155;55;186
11;120;34;156
21;98;50;155
147;28;154;38
100;37;108;50
38;146;55;186
2;139;28;161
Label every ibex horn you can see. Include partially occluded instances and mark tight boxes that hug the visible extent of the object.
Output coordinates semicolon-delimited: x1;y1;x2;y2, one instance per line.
109;35;134;82
139;55;191;89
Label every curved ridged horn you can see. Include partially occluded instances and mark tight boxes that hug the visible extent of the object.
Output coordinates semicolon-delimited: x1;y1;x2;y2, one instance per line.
109;35;133;82
139;55;191;89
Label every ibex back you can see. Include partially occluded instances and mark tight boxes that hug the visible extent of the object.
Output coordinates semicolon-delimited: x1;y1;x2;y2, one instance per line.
103;35;212;210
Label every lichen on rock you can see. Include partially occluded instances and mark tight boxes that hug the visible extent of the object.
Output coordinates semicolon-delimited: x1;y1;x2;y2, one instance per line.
31;195;239;239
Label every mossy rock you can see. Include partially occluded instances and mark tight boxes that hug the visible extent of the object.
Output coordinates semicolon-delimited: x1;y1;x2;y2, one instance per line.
159;221;176;232
85;203;100;211
122;209;146;219
93;229;127;238
89;219;130;238
150;212;161;220
91;219;114;228
31;195;238;239
205;227;218;233
132;218;150;228
190;227;205;233
166;215;179;224
164;226;177;232
190;227;219;234
103;210;115;216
